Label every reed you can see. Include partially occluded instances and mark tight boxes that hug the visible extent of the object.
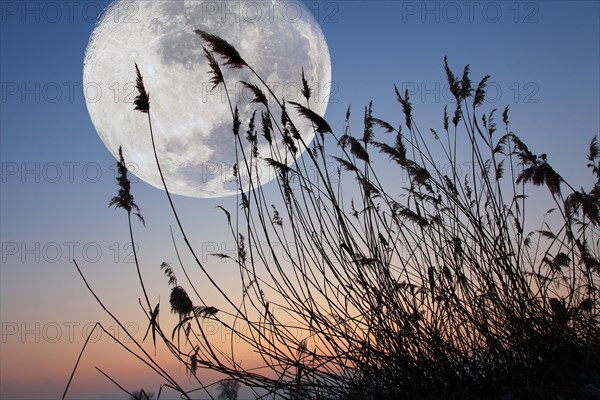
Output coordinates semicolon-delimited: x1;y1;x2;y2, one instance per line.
65;33;599;400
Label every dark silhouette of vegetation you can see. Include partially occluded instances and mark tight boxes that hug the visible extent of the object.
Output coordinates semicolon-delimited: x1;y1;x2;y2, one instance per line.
109;145;151;312
129;389;155;400
64;32;600;400
218;379;240;400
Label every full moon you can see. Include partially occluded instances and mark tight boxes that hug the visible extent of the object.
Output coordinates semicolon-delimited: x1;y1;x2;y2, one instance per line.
83;0;331;198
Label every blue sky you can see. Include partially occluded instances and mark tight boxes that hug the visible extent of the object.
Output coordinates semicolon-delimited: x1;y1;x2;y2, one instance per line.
1;1;599;398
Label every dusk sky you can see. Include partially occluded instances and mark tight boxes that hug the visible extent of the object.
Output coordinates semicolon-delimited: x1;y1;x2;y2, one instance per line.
1;1;599;399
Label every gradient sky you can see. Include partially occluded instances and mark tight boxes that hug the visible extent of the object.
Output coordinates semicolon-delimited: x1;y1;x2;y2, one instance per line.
1;1;599;399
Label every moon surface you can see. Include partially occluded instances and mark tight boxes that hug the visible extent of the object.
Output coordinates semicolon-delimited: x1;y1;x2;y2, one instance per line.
83;0;331;198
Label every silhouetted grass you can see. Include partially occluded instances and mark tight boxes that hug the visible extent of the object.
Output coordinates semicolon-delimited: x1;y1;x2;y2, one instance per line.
65;32;599;400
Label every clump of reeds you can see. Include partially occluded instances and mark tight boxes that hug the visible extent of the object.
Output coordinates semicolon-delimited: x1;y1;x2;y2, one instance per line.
65;32;599;400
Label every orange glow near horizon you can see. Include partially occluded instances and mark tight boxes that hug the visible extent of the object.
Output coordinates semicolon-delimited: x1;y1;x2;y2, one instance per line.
0;306;270;399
